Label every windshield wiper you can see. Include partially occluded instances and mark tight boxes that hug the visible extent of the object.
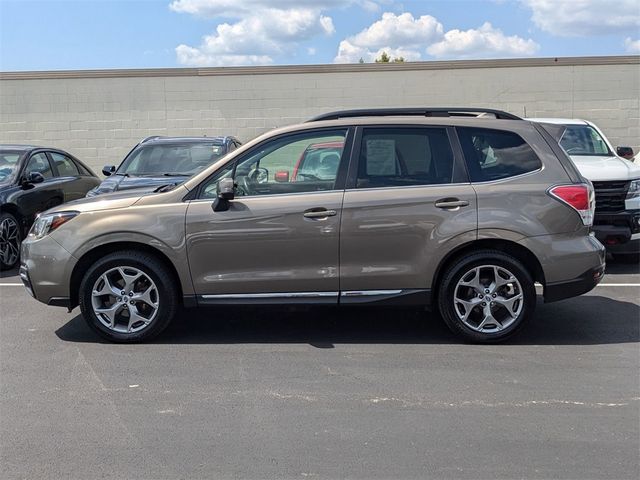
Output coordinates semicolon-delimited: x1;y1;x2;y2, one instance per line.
162;173;191;177
153;183;179;193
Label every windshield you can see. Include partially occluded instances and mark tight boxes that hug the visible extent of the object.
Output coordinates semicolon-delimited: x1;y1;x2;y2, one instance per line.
117;143;226;176
0;151;22;185
560;125;612;156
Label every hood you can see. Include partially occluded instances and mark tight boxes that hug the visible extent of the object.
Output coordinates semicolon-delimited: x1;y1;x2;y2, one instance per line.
569;155;640;182
48;190;146;214
87;174;187;196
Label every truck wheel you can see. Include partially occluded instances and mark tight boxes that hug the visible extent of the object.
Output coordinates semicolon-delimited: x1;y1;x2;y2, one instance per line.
438;250;536;343
79;250;178;343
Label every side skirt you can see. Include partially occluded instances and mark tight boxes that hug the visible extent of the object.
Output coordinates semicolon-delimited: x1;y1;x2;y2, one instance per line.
192;289;431;307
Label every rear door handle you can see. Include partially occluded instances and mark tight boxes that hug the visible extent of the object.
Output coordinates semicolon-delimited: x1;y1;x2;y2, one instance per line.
304;208;337;219
434;198;470;209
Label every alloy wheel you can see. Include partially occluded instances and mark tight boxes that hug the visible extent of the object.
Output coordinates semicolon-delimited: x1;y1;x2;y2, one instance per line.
453;265;524;333
91;266;159;333
0;217;20;267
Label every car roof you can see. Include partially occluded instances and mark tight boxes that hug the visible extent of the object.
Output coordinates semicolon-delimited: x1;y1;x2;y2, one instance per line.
528;118;590;126
0;144;42;151
141;136;236;145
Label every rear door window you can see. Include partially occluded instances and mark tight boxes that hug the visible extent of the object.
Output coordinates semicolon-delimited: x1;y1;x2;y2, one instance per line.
50;152;79;176
457;127;542;182
355;127;456;188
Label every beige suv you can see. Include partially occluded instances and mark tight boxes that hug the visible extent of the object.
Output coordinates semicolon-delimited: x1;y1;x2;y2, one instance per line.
20;108;606;343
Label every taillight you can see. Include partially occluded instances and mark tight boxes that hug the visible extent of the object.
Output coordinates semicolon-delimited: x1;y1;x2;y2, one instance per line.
548;183;595;226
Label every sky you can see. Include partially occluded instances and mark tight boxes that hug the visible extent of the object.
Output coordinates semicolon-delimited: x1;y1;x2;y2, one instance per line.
0;0;639;71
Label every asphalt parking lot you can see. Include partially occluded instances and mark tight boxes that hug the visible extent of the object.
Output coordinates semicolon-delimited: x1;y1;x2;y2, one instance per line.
1;260;639;480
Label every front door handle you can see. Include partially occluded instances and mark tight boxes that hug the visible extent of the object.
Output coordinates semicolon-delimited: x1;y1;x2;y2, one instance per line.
303;208;337;219
434;198;470;209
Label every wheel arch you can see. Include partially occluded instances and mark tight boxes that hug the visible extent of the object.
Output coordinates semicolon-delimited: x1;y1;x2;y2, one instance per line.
431;238;545;304
69;241;184;309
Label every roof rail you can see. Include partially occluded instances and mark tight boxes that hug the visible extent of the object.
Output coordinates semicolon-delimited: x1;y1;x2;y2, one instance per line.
140;135;163;143
307;108;522;122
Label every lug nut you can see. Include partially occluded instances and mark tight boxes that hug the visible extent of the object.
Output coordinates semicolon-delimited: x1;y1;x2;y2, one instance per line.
129;292;134;297
481;302;486;307
484;289;490;294
492;293;497;298
121;291;125;295
117;297;121;302
130;300;135;305
478;294;483;298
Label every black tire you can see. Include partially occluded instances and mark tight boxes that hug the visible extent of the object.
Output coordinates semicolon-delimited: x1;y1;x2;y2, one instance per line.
0;212;21;271
437;250;536;343
79;250;178;343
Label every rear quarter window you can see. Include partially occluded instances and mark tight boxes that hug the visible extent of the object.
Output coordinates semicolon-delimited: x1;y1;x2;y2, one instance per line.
457;127;542;182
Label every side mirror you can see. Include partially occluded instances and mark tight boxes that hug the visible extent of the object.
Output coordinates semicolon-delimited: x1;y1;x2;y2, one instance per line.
616;146;634;160
212;177;235;212
102;165;116;176
21;171;45;187
274;170;290;183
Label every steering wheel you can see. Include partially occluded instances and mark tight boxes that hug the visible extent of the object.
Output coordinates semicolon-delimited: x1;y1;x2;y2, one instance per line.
236;176;251;196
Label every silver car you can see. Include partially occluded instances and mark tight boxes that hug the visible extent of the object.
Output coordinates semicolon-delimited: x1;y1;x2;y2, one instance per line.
20;108;606;343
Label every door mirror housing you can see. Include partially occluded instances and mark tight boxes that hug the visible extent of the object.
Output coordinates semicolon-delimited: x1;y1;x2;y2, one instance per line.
21;171;45;187
616;146;634;160
102;165;116;176
274;170;290;183
212;177;235;212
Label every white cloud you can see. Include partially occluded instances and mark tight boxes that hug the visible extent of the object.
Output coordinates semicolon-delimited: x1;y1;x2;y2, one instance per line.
171;1;348;66
521;0;640;36
625;37;640;53
427;22;540;59
334;13;538;63
335;12;444;63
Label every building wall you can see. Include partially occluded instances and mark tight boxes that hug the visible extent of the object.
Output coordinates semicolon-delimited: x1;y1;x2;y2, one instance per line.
1;56;638;173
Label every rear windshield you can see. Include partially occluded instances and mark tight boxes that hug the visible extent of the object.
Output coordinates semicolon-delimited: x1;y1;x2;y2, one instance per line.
559;125;612;156
117;143;226;176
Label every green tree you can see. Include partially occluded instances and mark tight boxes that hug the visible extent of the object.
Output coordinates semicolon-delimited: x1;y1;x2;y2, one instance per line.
374;52;405;63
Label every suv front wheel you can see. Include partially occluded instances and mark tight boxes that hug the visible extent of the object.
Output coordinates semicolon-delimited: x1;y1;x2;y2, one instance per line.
438;250;536;343
79;251;178;342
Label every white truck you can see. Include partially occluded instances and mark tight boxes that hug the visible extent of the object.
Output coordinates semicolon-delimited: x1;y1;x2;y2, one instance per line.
531;118;640;257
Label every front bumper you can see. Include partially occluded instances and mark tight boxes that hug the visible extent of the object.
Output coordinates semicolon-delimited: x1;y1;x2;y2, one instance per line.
20;234;77;307
593;210;640;253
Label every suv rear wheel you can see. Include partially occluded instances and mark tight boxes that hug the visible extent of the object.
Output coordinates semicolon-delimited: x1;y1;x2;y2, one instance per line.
79;251;178;343
438;250;536;343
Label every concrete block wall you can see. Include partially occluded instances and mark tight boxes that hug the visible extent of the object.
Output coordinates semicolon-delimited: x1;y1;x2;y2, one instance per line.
1;56;638;174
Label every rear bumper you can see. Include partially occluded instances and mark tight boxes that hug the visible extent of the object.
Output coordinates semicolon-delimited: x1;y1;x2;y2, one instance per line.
544;264;605;303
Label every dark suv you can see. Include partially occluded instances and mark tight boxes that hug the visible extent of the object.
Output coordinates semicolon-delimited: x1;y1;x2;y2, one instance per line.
86;136;241;197
21;108;605;343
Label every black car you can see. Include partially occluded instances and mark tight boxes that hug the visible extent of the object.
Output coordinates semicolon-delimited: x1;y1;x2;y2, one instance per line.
0;145;100;269
87;136;242;197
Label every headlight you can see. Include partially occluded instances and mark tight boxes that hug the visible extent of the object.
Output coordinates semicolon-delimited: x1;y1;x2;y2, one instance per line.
29;211;79;239
627;179;640;200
